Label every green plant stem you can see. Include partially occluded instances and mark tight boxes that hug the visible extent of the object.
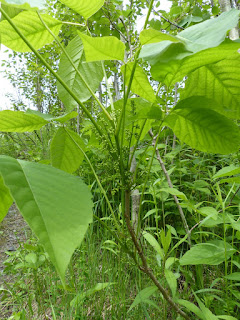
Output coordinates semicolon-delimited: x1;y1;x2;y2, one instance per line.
65;129;121;233
36;11;114;127
0;8;106;142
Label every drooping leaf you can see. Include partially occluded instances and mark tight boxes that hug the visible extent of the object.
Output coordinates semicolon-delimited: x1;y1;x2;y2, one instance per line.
140;28;180;45
78;31;125;62
59;0;104;19
182;54;240;119
212;165;240;179
180;240;236;265
0;155;93;285
164;100;240;154
26;109;78;123
128;286;158;312
57;35;104;111
0;11;62;52
178;9;240;52
50;127;85;174
0;176;13;223
0;110;48;132
149;40;240;86
121;62;156;103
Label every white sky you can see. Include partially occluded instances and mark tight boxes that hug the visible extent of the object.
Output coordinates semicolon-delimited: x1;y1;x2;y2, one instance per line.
0;0;172;111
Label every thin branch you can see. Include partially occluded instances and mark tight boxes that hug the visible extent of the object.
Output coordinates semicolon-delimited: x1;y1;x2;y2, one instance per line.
149;129;191;246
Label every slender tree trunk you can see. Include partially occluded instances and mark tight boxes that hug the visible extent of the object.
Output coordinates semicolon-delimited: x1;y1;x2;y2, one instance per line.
219;0;239;39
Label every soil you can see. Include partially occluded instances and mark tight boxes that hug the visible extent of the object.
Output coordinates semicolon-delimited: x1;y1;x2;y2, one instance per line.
0;204;29;318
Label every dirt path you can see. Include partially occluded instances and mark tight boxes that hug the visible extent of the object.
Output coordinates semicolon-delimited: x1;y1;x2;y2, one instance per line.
0;204;28;281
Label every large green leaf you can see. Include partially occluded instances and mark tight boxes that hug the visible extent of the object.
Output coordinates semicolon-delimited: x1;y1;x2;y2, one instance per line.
139;10;240;66
0;110;48;132
2;0;46;9
182;54;240;119
0;11;62;52
121;62;156;103
140;28;180;45
78;32;125;62
212;165;240;179
150;40;240;86
164;99;240;154
26;109;78;123
51;127;85;174
180;240;236;265
59;0;104;19
0;176;13;223
0;156;93;284
178;9;240;52
57;35;104;111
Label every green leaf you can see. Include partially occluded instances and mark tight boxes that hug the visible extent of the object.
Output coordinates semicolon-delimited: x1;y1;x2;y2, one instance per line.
177;299;204;319
165;269;177;297
121;62;156;103
57;35;104;111
0;110;48;132
0;11;62;52
180;240;236;265
50;127;85;174
198;207;218;220
59;0;104;19
0;176;13;223
140;28;180;45
0;155;93;285
178;9;240;52
217;316;238;320
128;286;158;312
159;187;187;200
194;294;219;320
164;101;240;154
150;40;240;86
182;54;240;119
219;177;240;184
26;109;78;123
212;165;240;179
224;272;240;281
143;231;164;259
78;31;125;62
1;0;46;10
71;282;114;307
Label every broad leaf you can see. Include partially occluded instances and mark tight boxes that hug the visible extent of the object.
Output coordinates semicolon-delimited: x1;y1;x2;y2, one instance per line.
128;286;158;312
51;127;85;174
2;0;46;9
164;100;240;154
149;40;240;86
182;54;240;119
140;28;180;45
140;10;240;69
57;35;104;111
121;62;156;103
180;240;236;265
0;110;48;132
178;9;240;52
0;11;62;52
78;32;125;62
0;156;93;284
59;0;104;19
0;176;13;223
212;165;240;179
26;109;78;123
